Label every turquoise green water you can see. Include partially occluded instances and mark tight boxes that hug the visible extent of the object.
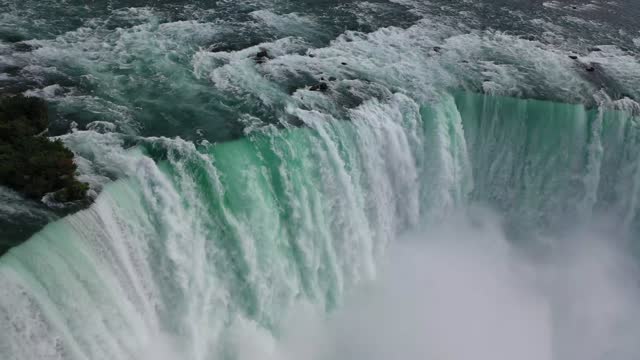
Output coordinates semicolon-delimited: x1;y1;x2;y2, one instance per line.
2;92;640;359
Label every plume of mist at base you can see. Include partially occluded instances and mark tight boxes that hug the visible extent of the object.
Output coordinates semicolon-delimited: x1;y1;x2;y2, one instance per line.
226;207;640;360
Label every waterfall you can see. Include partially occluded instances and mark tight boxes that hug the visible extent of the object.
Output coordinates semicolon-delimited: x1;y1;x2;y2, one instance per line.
2;92;640;359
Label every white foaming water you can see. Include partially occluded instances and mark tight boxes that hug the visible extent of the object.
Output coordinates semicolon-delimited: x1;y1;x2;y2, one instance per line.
220;210;640;360
250;10;324;40
0;187;55;221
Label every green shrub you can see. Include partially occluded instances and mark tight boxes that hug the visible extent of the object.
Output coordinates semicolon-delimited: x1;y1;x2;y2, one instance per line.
0;95;88;202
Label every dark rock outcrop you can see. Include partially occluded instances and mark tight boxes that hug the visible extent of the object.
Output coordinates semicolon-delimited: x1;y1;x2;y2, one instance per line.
207;39;265;54
0;95;89;203
12;42;38;52
255;49;272;64
309;82;329;92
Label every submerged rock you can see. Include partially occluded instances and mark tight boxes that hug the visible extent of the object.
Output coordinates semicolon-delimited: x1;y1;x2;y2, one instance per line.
12;42;38;52
0;95;89;204
309;82;329;92
208;44;236;53
255;49;272;64
585;65;596;72
568;54;578;60
208;39;264;54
